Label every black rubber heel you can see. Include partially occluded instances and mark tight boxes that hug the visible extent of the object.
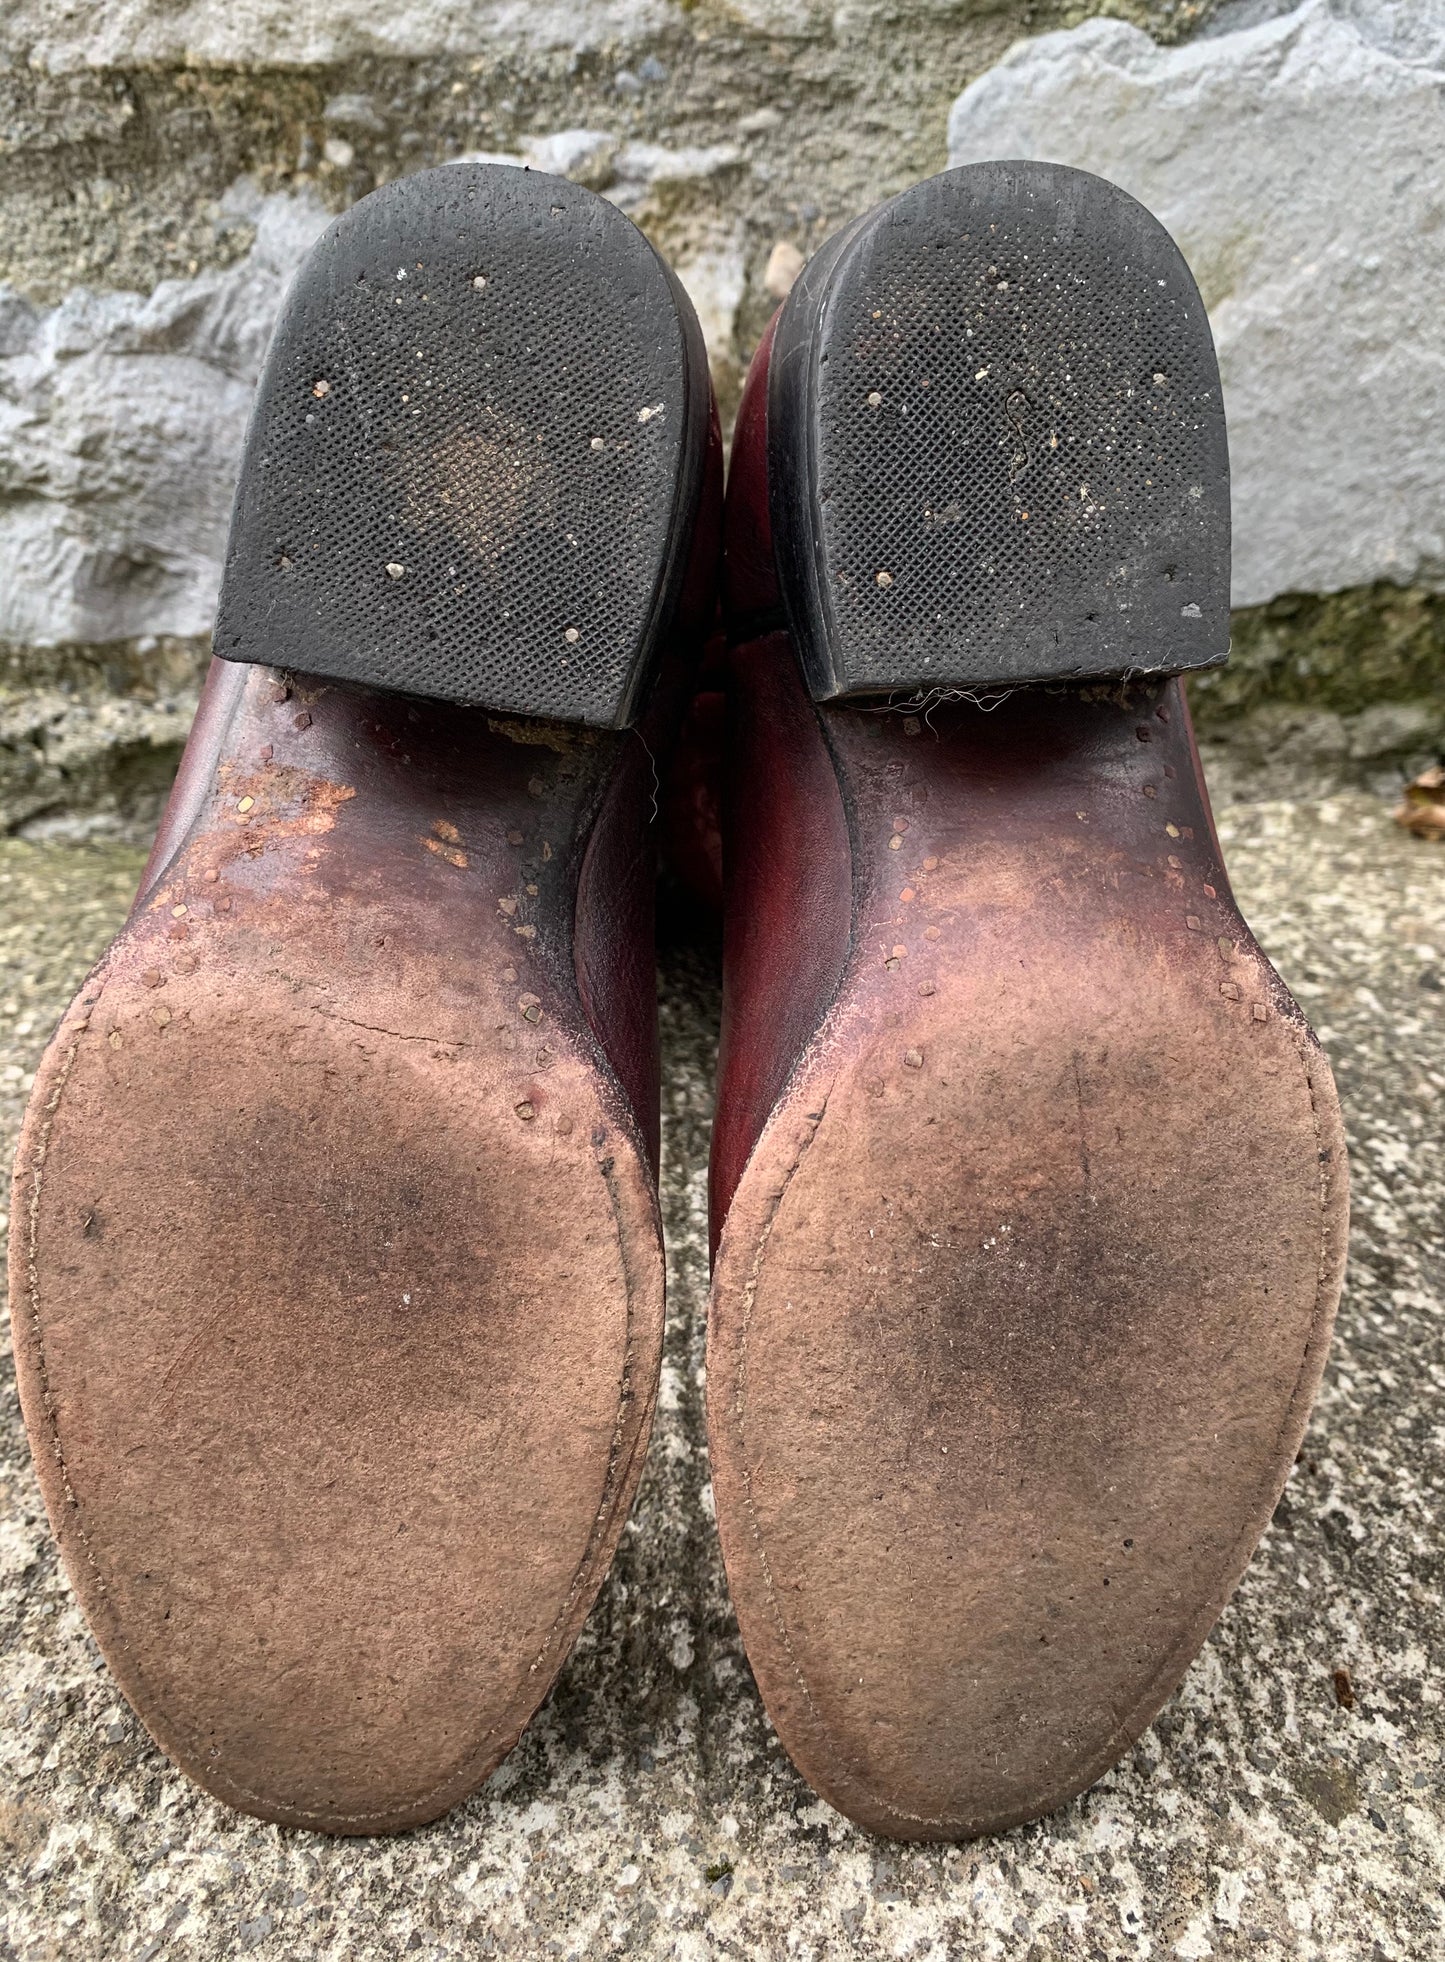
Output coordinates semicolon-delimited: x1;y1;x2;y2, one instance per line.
769;161;1230;701
216;163;709;728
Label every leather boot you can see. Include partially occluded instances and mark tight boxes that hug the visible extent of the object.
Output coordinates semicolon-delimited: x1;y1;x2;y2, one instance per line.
10;163;721;1833
707;162;1348;1840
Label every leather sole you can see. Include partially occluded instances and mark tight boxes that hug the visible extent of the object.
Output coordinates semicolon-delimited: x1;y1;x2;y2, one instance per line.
708;167;1347;1840
710;682;1347;1838
9;165;710;1832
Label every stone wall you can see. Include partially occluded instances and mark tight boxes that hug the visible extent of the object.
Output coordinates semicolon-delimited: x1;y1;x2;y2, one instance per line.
1;0;1440;835
949;0;1445;798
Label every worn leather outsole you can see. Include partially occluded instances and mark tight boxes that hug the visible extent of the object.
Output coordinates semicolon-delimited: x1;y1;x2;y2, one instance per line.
709;680;1348;1839
709;165;1347;1841
12;678;668;1840
7;163;712;1833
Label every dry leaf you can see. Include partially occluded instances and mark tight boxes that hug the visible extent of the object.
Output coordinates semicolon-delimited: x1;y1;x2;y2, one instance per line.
1393;765;1445;841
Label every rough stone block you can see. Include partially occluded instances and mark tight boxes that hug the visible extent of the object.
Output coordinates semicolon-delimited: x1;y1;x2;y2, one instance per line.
948;0;1445;606
0;140;746;656
2;0;673;70
0;184;329;648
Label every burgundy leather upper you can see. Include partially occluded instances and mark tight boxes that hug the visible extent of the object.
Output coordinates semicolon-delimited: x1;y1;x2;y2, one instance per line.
710;324;853;1249
135;656;247;910
723;313;783;625
574;400;723;1171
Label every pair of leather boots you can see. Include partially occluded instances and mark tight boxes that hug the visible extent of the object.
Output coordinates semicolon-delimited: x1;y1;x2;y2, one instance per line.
11;160;1347;1840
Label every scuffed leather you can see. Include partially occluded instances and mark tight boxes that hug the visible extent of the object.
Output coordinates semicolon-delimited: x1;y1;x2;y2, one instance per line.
135;656;247;908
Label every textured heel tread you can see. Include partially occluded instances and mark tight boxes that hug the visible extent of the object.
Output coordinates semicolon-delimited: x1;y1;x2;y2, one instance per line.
770;161;1230;700
216;162;708;727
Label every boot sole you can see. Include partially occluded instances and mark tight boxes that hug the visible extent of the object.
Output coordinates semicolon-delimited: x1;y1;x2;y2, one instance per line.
10;165;708;1833
709;166;1346;1839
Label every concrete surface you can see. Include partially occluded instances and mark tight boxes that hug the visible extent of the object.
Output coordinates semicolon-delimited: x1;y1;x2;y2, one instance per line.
1;775;1442;1959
